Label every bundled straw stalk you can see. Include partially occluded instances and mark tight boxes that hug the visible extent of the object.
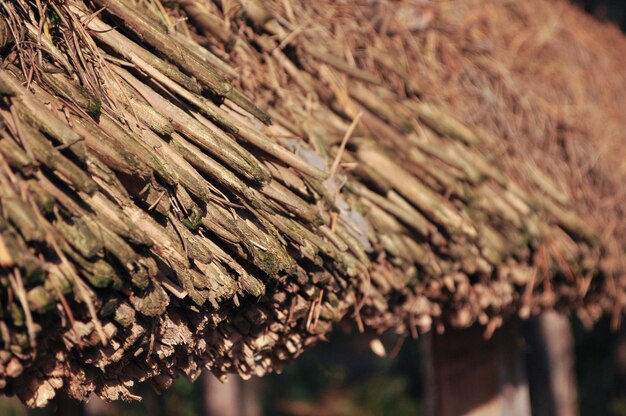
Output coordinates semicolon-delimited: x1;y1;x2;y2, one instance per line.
0;0;624;407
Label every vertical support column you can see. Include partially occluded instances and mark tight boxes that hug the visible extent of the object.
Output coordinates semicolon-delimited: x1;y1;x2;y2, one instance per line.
202;372;239;416
52;392;85;416
425;319;531;416
202;372;261;416
526;311;578;416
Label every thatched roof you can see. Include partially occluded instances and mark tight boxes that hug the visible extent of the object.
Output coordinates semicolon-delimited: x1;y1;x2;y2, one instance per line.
0;0;624;407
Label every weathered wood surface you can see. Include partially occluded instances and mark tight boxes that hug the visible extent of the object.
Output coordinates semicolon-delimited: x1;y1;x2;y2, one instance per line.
426;322;531;416
526;312;579;416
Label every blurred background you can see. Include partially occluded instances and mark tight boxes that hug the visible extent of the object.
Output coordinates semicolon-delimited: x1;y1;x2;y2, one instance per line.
1;1;625;415
573;0;626;30
1;315;625;415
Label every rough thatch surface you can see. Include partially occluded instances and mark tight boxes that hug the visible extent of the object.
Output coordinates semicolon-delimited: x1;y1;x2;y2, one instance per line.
0;0;624;407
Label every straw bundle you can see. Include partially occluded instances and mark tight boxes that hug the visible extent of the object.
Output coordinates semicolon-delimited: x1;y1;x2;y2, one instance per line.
0;0;624;407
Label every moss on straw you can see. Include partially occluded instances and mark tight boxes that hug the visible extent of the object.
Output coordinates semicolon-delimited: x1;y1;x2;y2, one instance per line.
0;0;623;408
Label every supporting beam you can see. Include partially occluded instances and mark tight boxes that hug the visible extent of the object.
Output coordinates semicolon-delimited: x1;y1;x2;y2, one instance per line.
525;311;579;416
425;320;531;416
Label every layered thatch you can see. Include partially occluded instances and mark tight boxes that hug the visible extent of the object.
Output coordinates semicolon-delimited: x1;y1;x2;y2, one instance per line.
0;0;624;407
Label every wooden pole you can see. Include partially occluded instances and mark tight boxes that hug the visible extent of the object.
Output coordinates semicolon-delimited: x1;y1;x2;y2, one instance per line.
52;392;85;416
202;372;239;416
201;372;261;416
525;311;578;416
425;319;531;416
85;394;118;416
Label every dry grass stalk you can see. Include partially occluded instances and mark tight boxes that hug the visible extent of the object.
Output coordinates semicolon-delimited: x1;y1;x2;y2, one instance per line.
0;0;623;407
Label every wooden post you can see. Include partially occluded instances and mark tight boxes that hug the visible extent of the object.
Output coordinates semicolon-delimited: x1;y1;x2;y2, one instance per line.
202;372;239;416
52;392;85;416
425;319;531;416
85;393;118;416
525;311;578;416
202;372;261;416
